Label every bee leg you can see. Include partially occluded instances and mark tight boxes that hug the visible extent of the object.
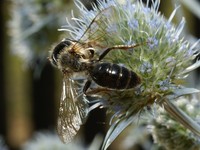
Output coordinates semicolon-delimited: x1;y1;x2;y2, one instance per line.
98;44;141;61
83;80;92;95
98;47;113;61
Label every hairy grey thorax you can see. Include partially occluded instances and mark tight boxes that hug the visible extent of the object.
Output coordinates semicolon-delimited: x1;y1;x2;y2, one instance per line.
59;53;88;72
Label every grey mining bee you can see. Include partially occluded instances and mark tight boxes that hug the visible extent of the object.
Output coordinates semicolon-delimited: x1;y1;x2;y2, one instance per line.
49;6;142;143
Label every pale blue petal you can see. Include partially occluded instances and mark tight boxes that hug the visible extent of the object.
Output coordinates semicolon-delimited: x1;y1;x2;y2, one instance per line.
179;60;200;75
167;88;200;100
101;114;138;150
168;6;180;23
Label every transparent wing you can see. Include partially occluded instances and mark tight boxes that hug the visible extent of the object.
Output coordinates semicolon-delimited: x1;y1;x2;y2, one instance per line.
57;74;88;143
79;6;117;48
62;5;118;50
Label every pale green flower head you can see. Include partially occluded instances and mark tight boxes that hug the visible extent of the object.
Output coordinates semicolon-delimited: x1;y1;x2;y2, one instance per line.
150;96;200;149
0;136;8;150
22;132;102;150
59;0;200;149
22;132;79;150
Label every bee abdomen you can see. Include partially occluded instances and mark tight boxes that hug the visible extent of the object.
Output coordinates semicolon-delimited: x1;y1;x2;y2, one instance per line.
89;63;141;89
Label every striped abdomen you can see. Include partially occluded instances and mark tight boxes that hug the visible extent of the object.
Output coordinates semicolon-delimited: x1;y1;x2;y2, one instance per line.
89;63;141;89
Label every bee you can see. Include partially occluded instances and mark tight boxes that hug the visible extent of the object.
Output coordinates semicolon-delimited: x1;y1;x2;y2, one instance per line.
49;6;142;143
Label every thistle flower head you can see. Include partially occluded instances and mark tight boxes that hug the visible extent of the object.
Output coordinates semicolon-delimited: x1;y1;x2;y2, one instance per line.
0;136;8;150
150;96;200;149
60;0;200;149
22;132;78;150
22;132;102;150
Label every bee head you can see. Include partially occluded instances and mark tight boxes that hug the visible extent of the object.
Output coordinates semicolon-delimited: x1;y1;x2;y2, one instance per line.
51;39;72;66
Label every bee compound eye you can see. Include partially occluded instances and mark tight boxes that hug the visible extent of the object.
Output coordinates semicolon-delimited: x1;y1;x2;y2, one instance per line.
52;40;73;65
62;39;73;46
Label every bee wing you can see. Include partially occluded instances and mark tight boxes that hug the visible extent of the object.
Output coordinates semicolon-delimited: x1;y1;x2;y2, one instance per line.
57;75;88;143
63;6;117;49
80;6;116;47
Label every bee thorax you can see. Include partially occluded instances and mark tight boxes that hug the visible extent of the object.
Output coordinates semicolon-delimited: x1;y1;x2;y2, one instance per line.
59;53;88;72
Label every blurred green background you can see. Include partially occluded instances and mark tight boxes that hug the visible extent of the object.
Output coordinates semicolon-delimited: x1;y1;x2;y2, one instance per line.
0;0;200;150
